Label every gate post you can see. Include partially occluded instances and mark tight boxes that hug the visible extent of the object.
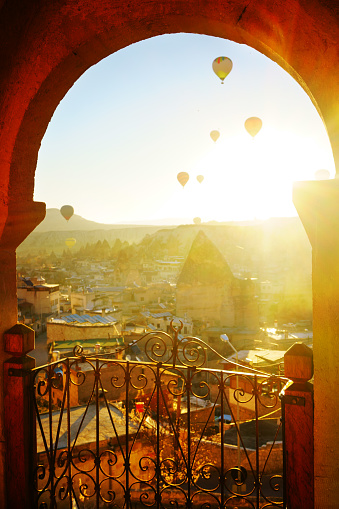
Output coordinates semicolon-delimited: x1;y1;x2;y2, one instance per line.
281;342;314;509
3;324;36;509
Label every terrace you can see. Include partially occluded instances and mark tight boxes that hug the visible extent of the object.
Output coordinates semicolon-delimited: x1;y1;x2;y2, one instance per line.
4;324;313;508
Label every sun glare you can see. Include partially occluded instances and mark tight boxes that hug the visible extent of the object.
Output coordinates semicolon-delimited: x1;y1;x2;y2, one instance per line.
34;33;335;225
171;122;335;224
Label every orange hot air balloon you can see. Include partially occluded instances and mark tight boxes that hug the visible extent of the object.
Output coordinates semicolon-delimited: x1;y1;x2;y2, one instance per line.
210;130;220;142
212;57;233;83
60;205;74;221
244;117;262;138
197;175;204;184
193;217;201;225
65;238;76;248
177;172;189;188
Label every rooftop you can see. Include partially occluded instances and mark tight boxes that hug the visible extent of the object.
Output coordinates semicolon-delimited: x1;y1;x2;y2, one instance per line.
37;403;138;453
48;313;117;325
141;311;172;319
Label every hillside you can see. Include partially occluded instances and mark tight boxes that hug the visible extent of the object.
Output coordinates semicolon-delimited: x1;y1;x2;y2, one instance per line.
33;208;176;233
141;217;312;283
17;209;175;254
17;212;312;288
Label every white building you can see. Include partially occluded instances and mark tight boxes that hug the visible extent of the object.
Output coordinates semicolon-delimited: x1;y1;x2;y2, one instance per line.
17;276;60;316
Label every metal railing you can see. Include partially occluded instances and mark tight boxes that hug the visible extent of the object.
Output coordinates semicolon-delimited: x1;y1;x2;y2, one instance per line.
31;325;287;508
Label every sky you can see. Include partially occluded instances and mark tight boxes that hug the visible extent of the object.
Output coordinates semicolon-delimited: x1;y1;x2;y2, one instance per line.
34;33;336;225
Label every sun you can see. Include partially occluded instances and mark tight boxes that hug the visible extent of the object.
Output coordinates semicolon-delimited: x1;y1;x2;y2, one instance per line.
180;127;334;223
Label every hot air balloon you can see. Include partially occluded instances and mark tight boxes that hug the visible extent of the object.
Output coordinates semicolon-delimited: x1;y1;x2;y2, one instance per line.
210;130;220;142
212;57;233;83
65;238;76;248
177;172;189;188
193;217;201;225
60;205;74;221
197;175;204;184
244;117;262;138
315;169;330;180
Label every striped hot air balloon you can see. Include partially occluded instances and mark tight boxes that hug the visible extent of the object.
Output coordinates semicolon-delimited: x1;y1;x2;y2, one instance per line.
212;57;233;83
177;172;189;188
65;238;76;248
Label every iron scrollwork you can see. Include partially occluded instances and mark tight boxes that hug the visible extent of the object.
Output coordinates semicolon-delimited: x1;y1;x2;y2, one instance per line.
31;328;286;508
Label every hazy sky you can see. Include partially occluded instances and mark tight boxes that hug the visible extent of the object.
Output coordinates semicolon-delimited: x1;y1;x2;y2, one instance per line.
34;33;335;225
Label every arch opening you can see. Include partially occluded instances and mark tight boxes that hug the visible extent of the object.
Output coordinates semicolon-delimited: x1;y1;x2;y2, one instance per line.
4;0;339;242
17;32;328;343
33;33;334;228
1;3;339;506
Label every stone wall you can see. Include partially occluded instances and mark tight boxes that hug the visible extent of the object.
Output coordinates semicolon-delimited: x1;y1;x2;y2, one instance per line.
201;439;283;475
47;321;118;343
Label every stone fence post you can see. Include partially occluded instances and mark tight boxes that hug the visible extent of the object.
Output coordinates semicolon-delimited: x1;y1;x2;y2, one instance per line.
3;324;36;509
281;342;314;509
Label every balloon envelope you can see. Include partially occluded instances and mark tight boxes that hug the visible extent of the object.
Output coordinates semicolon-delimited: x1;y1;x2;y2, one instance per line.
65;238;76;248
193;217;201;225
244;117;262;137
60;205;74;221
210;130;220;142
212;57;233;83
197;175;204;184
177;172;189;188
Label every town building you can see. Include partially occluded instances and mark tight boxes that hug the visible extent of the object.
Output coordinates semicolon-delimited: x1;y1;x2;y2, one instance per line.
154;258;184;283
71;287;124;314
201;326;261;353
17;276;60;333
140;310;193;335
47;313;121;357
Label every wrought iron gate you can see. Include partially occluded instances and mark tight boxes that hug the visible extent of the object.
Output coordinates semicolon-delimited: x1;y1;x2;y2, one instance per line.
31;328;287;508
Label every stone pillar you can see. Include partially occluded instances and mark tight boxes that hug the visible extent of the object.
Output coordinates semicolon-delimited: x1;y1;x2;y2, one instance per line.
3;323;36;509
293;179;339;508
0;248;20;508
0;201;45;508
281;342;314;509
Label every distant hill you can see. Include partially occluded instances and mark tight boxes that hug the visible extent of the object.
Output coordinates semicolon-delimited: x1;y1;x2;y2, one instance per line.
18;212;312;286
138;217;312;303
33;208;176;232
17;209;175;255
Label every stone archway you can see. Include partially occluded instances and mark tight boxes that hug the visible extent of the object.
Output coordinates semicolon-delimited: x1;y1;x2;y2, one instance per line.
0;1;338;506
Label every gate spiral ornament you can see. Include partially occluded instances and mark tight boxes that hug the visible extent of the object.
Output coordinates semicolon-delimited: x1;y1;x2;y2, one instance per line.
31;327;287;508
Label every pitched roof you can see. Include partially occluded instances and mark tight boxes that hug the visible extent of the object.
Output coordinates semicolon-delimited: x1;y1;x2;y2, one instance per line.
37;404;137;453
